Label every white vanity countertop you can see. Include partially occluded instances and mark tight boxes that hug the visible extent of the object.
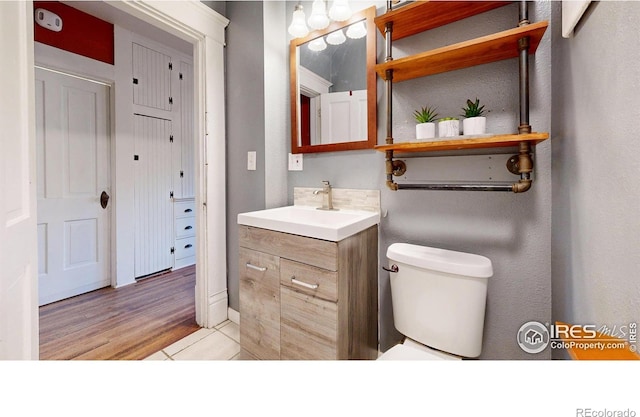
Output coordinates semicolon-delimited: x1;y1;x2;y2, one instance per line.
237;205;380;242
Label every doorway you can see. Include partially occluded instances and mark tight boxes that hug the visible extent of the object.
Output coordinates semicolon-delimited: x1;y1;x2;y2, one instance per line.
0;1;228;359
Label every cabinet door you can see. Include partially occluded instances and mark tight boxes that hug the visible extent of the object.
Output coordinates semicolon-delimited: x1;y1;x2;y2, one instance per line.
239;247;280;359
280;286;338;360
132;43;172;111
133;115;173;278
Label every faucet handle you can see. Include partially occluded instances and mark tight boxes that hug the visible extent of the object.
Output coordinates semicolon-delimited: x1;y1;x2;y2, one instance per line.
322;180;331;187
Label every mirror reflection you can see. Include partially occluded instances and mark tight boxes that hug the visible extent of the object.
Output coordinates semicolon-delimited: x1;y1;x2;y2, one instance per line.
298;24;367;146
290;6;376;154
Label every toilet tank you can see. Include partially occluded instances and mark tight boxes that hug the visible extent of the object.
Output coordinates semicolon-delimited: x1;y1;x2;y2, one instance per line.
386;243;493;358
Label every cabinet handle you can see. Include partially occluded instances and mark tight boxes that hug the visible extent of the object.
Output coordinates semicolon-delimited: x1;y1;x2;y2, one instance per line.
184;208;193;213
246;263;267;272
291;277;319;290
184;225;193;230
184;244;193;249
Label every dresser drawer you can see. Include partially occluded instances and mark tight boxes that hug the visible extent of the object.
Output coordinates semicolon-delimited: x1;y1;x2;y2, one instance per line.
280;259;337;302
174;200;195;219
175;236;195;260
175;216;195;239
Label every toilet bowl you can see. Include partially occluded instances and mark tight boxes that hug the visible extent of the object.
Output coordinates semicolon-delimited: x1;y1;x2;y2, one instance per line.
378;243;493;360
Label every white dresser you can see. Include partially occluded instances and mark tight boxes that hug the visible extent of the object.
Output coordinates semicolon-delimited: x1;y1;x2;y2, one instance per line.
173;198;196;269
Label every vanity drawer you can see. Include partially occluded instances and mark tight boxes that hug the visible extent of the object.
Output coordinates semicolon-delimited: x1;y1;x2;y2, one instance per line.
175;237;195;259
175;217;195;239
239;225;337;271
280;259;337;302
175;200;195;218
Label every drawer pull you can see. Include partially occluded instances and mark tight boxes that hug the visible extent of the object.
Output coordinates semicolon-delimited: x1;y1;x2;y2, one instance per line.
291;277;319;290
246;263;267;272
184;244;193;249
184;225;193;230
184;208;193;213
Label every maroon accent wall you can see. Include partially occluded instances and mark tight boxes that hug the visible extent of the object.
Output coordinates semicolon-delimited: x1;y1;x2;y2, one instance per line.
34;1;114;65
300;95;311;147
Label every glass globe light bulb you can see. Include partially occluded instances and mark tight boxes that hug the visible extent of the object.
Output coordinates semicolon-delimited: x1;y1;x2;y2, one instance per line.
308;0;330;30
346;21;366;39
326;29;346;45
288;5;309;38
308;37;327;52
329;0;352;22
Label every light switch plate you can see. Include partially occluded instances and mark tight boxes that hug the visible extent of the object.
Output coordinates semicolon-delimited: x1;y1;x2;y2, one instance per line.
288;153;303;171
247;151;256;171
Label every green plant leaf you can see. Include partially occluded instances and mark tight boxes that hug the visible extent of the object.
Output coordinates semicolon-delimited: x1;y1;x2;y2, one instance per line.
414;105;439;123
461;97;486;117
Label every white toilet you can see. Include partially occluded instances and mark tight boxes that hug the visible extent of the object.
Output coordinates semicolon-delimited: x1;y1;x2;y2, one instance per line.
379;243;493;360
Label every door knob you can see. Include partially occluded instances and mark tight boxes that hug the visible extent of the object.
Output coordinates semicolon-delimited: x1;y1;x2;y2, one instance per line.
100;191;110;209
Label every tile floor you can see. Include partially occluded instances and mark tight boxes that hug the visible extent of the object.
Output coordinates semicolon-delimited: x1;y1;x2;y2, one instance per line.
144;319;240;360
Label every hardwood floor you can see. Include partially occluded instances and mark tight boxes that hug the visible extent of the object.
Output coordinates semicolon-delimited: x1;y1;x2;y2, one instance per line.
39;265;200;360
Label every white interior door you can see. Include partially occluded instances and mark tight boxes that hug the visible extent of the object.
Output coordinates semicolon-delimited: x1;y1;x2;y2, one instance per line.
320;89;367;144
35;68;111;306
0;0;39;359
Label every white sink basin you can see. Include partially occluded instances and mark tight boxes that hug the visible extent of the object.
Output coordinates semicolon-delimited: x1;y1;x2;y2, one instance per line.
237;205;380;242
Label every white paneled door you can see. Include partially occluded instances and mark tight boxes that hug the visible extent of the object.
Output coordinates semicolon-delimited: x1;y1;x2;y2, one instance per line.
320;89;367;144
36;68;111;306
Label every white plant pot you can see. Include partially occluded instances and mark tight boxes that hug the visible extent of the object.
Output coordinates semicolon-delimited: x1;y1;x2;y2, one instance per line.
463;117;487;135
416;122;436;141
438;119;460;138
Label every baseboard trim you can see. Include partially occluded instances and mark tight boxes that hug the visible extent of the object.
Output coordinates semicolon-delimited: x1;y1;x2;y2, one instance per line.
227;307;239;325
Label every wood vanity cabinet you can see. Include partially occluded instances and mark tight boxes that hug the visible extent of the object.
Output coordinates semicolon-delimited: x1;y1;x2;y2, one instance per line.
238;224;378;360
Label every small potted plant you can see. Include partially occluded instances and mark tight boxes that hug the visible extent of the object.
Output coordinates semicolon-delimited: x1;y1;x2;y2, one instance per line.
413;106;438;141
438;117;460;138
461;98;487;135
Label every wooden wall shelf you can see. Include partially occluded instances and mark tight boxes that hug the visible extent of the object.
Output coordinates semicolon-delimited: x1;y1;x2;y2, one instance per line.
375;20;548;82
376;1;549;192
375;1;512;41
375;133;549;154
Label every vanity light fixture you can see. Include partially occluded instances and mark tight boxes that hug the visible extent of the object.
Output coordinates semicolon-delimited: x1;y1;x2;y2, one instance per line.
288;3;309;38
308;37;327;51
326;29;346;45
346;20;367;39
329;0;352;22
289;1;353;38
308;0;330;30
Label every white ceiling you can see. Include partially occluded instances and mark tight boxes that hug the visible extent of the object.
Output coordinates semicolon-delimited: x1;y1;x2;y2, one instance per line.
60;1;193;56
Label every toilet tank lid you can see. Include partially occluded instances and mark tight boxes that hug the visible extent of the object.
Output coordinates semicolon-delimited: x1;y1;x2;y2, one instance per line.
387;243;493;278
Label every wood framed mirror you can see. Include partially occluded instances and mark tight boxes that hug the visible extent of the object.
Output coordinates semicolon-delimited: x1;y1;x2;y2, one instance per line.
290;5;376;154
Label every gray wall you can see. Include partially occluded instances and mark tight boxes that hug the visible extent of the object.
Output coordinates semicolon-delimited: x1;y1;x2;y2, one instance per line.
263;2;289;209
288;2;553;359
200;1;226;16
223;1;266;310
550;1;640;358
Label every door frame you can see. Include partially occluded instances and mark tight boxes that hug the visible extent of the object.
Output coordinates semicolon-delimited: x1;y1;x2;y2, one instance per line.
1;0;229;359
72;1;230;328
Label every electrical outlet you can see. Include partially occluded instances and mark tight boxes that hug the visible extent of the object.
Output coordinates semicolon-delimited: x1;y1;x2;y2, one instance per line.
247;151;256;171
288;153;303;171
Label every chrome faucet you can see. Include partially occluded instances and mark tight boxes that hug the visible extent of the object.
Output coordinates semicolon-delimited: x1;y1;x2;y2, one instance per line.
313;180;337;211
